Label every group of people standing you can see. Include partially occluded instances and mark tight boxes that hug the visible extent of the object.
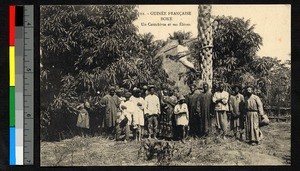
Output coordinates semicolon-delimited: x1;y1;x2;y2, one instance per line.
185;82;266;146
76;82;267;146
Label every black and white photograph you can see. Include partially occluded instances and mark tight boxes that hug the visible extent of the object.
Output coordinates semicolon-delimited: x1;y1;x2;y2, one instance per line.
40;4;291;166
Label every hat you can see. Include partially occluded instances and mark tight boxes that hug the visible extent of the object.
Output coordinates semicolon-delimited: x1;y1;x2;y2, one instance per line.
142;85;148;90
124;92;132;98
133;87;141;93
148;85;155;90
178;95;185;101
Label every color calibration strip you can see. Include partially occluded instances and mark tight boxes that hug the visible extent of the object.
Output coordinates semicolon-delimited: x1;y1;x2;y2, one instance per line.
9;5;34;165
9;5;16;165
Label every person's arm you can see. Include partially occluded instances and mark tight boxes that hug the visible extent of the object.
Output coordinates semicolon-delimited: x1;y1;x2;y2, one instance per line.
185;104;189;120
120;101;127;111
161;95;166;105
169;97;177;107
185;95;189;106
138;99;145;110
210;94;215;117
221;92;229;105
229;97;236;116
116;96;121;109
256;96;264;116
196;96;201;114
144;96;149;115
99;96;107;108
212;92;218;103
157;96;161;114
132;109;136;124
241;94;245;102
239;95;246;116
174;105;180;115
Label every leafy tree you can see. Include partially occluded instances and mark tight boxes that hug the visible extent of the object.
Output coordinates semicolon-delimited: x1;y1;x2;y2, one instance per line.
168;31;193;40
188;16;263;90
248;57;291;107
40;5;169;140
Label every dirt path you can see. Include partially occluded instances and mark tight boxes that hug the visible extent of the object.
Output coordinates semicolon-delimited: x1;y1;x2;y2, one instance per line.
41;122;290;166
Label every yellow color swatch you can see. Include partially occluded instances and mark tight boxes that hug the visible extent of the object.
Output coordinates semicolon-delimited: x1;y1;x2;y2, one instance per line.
9;46;15;86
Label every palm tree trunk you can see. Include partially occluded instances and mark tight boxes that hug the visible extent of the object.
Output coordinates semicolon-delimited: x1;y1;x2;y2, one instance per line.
197;5;213;88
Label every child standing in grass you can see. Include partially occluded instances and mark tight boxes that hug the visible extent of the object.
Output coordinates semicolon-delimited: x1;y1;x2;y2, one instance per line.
76;101;90;137
174;95;189;143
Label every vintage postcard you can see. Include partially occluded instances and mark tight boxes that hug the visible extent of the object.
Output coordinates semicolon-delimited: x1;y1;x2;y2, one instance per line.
40;4;291;166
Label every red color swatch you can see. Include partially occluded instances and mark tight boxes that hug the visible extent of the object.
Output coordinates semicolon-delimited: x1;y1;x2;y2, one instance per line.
9;6;15;46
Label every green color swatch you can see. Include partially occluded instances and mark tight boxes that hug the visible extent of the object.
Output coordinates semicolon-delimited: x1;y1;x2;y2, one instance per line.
9;86;15;127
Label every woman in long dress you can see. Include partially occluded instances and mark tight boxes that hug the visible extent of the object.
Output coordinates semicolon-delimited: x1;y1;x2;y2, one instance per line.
160;89;177;140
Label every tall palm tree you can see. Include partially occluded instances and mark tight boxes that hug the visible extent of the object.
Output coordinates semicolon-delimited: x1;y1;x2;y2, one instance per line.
197;5;213;88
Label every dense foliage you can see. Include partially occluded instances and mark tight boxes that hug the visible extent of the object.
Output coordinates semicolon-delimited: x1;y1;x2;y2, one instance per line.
189;16;262;85
40;5;169;140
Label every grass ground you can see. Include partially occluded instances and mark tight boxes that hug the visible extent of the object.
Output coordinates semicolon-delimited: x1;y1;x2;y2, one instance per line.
41;122;290;166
